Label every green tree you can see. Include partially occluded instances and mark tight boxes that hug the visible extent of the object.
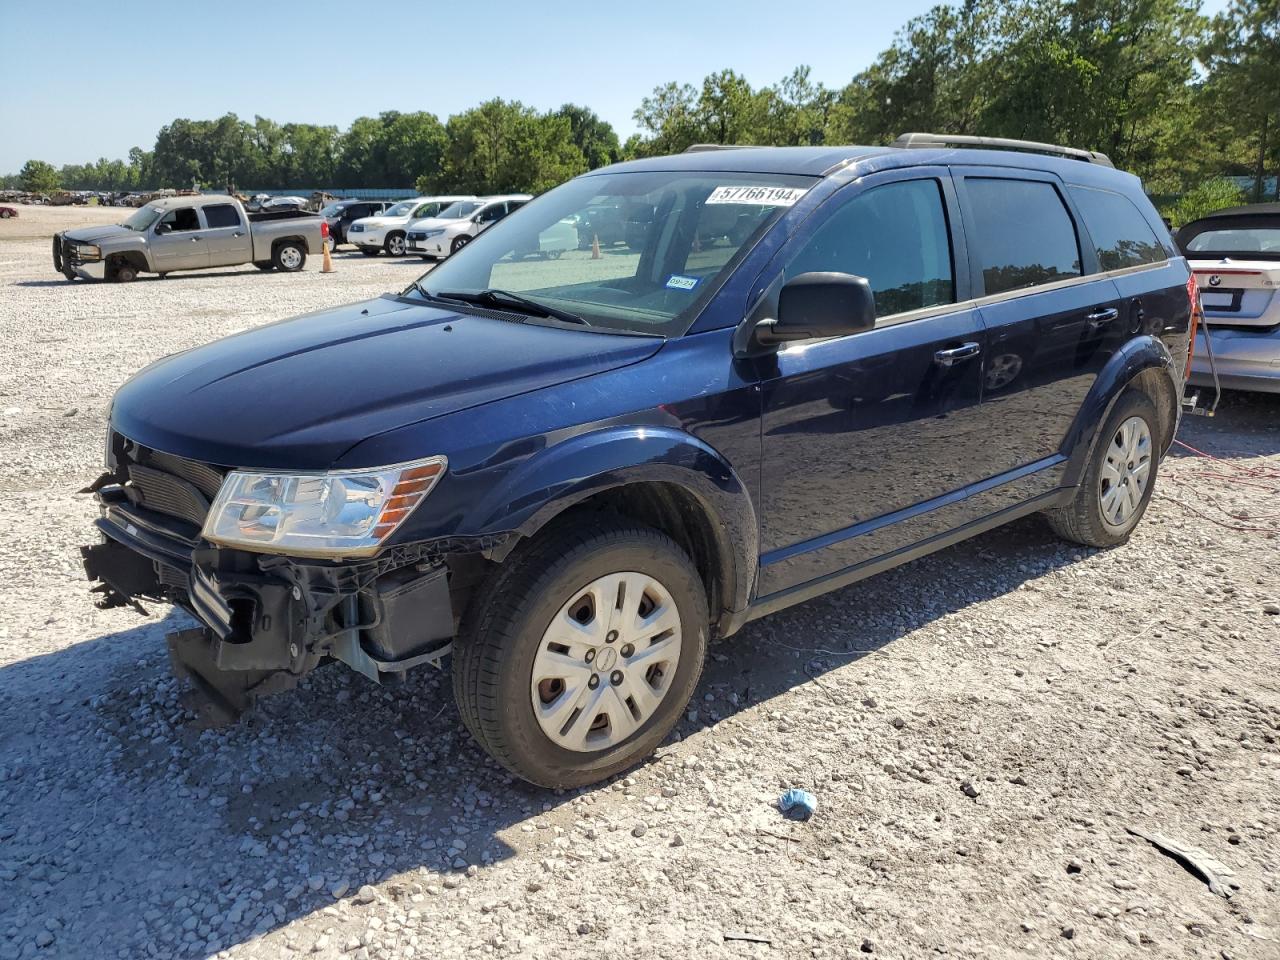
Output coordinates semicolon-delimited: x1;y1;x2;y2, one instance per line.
1163;176;1246;226
555;104;621;169
1202;0;1280;201
20;159;59;193
433;100;586;194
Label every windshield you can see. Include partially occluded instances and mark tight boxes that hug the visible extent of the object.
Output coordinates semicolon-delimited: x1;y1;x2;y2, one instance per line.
122;205;163;231
436;201;483;220
412;171;813;335
1186;225;1280;255
384;201;418;218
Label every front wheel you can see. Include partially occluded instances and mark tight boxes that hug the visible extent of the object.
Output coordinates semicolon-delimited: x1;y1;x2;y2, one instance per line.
450;234;471;256
1045;390;1159;547
452;521;708;788
385;232;407;256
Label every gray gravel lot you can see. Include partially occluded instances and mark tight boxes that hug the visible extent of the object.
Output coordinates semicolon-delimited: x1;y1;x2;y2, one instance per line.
0;204;1277;960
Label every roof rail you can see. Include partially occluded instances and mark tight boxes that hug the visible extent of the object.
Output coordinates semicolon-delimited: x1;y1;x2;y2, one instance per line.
683;143;757;153
891;133;1114;168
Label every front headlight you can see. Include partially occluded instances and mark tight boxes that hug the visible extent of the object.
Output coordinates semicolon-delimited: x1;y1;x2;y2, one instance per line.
423;229;444;239
202;456;446;557
77;244;101;260
349;223;364;232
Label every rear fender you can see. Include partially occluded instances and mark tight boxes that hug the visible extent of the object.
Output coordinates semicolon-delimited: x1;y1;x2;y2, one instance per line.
466;426;758;620
1062;335;1179;487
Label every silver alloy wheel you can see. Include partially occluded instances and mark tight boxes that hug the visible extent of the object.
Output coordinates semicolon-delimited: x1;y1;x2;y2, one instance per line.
984;352;1024;390
387;235;406;255
530;571;682;752
1099;415;1152;527
279;245;302;269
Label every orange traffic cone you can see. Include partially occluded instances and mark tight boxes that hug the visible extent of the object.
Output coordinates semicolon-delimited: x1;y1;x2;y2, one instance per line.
591;234;601;260
322;238;334;274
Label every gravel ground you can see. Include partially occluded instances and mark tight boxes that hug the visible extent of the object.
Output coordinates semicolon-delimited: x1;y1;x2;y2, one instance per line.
0;204;1277;960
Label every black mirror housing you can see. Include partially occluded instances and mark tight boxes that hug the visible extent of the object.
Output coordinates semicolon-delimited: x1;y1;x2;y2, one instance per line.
757;272;876;346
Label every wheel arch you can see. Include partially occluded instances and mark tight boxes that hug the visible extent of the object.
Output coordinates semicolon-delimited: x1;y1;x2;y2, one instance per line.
1062;335;1180;488
271;235;309;256
470;426;758;638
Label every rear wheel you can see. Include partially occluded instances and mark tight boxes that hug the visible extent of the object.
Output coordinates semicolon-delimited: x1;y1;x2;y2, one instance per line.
273;242;306;272
385;232;406;256
1045;390;1159;548
359;246;380;257
452;521;707;788
0;209;11;219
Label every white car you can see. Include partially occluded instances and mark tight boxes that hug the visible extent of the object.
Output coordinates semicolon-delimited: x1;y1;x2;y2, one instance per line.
1176;203;1280;394
348;195;476;256
405;195;532;259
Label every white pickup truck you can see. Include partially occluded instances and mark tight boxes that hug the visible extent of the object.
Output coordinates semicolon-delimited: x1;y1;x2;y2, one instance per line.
53;194;325;282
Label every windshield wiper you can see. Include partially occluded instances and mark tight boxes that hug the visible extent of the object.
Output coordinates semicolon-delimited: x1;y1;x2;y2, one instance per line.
437;288;590;326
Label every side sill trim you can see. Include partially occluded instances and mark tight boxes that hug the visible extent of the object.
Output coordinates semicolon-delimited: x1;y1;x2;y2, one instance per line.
744;488;1069;625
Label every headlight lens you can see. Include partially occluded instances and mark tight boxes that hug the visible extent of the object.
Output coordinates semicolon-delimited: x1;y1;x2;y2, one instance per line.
202;456;446;557
77;244;101;260
423;229;444;239
350;223;364;232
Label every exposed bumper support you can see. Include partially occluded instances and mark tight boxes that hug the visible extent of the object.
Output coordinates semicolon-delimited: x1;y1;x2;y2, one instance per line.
82;486;505;715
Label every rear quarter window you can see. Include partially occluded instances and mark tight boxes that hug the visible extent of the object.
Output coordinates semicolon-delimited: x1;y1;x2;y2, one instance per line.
965;178;1081;295
1068;186;1165;270
203;204;242;229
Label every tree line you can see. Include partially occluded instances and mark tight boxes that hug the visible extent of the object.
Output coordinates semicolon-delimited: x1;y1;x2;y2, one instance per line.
8;0;1277;216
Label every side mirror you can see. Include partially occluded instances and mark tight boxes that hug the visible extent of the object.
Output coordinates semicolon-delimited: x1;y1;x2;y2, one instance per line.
155;222;171;235
755;272;876;346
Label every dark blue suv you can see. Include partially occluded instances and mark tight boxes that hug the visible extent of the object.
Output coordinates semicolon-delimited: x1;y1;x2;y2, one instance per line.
83;135;1194;787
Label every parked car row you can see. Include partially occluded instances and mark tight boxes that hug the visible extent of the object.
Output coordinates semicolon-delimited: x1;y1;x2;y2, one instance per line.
344;194;532;258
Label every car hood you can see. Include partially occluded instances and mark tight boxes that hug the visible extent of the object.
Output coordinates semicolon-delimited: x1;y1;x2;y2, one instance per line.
408;217;466;231
353;216;405;229
110;295;663;470
63;224;140;244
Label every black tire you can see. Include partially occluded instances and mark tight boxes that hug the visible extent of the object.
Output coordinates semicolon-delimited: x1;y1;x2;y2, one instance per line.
452;520;708;788
0;210;11;219
253;261;274;271
112;260;139;283
273;241;306;272
359;246;380;257
1045;390;1160;548
385;232;407;256
450;234;471;256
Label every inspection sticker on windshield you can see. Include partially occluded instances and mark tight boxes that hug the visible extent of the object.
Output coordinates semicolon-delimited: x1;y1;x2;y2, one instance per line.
666;274;700;291
705;185;807;207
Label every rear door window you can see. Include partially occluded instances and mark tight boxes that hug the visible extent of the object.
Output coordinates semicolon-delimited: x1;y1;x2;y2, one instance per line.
785;178;955;318
203;204;241;229
965;178;1081;295
1068;186;1165;269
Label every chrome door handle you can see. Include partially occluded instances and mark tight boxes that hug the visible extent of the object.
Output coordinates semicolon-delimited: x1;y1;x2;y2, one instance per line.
1087;307;1119;324
934;342;981;366
190;236;202;242
232;231;244;237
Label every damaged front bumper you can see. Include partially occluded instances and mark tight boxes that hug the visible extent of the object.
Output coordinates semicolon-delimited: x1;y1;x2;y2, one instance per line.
52;232;105;280
81;456;501;718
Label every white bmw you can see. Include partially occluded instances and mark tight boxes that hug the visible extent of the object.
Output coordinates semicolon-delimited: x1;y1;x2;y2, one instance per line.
1176;203;1280;394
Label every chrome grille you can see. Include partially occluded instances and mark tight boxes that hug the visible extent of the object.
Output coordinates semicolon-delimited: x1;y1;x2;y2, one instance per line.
113;435;227;530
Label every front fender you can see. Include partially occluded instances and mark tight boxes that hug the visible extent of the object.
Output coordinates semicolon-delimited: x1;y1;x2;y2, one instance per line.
467;425;758;619
1062;335;1179;487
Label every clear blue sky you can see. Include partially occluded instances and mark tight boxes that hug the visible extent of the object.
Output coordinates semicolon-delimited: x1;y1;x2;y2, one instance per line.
0;0;1230;173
